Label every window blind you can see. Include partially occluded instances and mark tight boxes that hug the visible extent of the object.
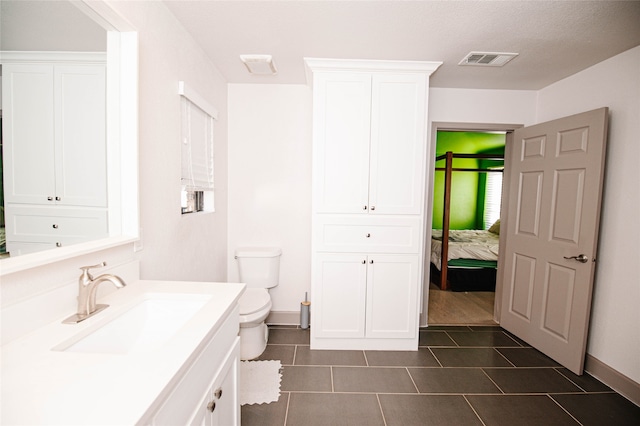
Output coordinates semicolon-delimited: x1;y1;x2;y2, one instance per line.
483;169;503;229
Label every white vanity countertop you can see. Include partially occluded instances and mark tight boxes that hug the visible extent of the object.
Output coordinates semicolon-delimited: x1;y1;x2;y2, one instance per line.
0;280;245;425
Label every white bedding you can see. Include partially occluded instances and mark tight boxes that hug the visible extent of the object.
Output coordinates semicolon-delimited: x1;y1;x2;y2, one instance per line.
431;229;499;270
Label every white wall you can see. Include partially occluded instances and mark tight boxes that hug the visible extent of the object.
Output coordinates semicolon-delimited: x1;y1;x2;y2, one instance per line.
227;84;312;312
108;1;230;282
537;46;640;384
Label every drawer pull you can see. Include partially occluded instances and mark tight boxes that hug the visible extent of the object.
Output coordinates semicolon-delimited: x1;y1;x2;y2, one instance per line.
363;205;368;210
55;196;61;201
52;224;59;229
370;206;376;211
56;242;62;247
47;196;53;201
207;400;216;412
214;388;223;399
370;260;374;264
362;260;366;264
366;233;371;238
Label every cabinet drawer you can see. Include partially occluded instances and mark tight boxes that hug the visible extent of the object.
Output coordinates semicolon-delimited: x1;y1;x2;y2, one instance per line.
149;306;240;426
4;205;108;242
314;216;422;253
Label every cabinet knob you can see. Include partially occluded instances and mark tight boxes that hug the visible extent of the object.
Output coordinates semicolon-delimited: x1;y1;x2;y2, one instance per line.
56;242;62;247
370;260;374;264
363;205;368;210
55;196;61;201
214;388;223;399
370;206;376;211
52;224;59;229
366;233;371;238
362;260;366;264
207;400;216;412
47;196;53;201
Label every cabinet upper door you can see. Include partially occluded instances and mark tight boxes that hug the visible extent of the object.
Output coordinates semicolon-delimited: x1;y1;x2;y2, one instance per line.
2;63;107;207
55;65;107;207
369;73;427;215
2;64;56;204
313;73;371;214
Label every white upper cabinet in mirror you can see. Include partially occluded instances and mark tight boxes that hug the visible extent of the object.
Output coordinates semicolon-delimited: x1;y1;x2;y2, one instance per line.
0;0;138;275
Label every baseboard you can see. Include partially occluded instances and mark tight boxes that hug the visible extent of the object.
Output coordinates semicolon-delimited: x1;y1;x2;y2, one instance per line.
266;311;300;326
585;354;640;406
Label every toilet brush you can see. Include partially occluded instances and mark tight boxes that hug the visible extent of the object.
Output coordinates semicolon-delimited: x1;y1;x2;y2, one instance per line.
300;292;310;329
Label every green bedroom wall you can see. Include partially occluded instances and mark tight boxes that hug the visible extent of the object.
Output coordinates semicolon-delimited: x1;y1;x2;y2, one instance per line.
432;131;505;230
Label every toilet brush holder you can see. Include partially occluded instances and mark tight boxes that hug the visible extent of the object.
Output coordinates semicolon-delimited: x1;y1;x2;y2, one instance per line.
300;293;310;329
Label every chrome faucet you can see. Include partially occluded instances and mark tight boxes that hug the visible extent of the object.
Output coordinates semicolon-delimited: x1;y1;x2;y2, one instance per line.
63;262;126;324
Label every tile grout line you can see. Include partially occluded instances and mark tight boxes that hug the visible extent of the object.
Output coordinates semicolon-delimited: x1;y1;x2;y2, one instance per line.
405;367;421;393
375;393;388;426
282;392;291;426
462;394;488;426
480;367;506;394
546;393;585;426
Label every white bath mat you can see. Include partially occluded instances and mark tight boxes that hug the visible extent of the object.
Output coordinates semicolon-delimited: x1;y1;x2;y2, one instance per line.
239;360;282;405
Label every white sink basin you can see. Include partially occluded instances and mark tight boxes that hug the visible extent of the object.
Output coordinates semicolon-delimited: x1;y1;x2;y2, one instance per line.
54;295;211;354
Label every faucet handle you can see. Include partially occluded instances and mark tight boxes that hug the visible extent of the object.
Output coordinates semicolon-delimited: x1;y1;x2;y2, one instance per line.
79;261;107;274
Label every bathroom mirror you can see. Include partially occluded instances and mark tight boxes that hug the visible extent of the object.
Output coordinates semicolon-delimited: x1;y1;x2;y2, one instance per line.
0;0;138;274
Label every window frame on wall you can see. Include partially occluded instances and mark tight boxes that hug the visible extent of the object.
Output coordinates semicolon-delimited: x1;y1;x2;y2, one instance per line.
179;81;217;214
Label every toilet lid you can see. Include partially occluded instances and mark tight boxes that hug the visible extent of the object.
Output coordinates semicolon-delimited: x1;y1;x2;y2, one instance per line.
239;288;271;315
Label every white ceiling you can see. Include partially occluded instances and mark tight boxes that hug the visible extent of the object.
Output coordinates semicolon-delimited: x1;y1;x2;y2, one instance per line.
2;1;639;90
163;0;640;90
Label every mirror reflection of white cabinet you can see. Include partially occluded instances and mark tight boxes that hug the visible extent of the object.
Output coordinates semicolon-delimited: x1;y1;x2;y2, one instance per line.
2;53;108;254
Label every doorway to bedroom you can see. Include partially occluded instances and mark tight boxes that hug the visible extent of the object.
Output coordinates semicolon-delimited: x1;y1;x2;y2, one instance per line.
427;128;507;325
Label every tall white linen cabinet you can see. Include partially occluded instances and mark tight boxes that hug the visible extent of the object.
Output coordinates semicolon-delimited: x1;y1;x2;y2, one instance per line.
305;59;441;350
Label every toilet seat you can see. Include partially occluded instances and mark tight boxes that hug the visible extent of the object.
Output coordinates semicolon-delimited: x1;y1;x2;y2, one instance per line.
239;288;271;315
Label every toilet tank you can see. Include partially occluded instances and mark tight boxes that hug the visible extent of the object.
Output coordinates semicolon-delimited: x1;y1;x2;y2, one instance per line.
235;247;282;289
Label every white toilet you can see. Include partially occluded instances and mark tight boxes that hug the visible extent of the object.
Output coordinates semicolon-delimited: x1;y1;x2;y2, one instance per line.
235;247;282;360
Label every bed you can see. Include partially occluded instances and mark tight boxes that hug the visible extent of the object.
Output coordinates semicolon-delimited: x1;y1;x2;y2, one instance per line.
432;151;503;291
430;227;500;291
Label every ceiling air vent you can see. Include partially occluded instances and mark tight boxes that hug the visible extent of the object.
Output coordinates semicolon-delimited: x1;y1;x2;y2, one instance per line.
459;52;518;67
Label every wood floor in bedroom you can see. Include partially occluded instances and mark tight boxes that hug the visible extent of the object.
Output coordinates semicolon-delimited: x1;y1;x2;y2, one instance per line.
427;283;496;325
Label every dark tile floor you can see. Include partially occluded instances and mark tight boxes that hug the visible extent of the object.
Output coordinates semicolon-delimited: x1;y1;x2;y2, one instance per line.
241;325;640;426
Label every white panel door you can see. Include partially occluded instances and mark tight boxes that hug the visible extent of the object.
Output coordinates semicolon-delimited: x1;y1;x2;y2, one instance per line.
312;253;368;338
366;254;419;338
313;73;371;214
2;64;56;204
500;108;608;375
369;73;426;215
55;65;107;207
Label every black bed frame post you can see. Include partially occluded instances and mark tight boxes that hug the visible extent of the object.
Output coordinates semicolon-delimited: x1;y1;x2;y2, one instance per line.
440;151;453;290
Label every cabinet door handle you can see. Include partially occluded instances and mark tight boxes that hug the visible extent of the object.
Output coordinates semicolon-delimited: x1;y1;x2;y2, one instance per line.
366;233;371;238
52;224;59;229
56;242;62;247
363;205;368;210
47;196;53;201
207;400;216;412
370;206;376;211
55;196;61;201
362;260;366;264
214;388;223;399
369;260;374;264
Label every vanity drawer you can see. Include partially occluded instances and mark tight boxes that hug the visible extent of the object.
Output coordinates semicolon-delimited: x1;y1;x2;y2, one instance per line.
314;215;422;253
148;305;240;426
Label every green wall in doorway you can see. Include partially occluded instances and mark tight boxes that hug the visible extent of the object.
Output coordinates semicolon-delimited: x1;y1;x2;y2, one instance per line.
432;131;505;230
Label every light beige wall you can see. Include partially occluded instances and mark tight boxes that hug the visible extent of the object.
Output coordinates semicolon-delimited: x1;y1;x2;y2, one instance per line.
107;1;230;282
537;46;640;384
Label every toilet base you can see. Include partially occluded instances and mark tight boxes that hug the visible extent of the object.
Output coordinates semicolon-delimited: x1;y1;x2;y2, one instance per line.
239;322;269;360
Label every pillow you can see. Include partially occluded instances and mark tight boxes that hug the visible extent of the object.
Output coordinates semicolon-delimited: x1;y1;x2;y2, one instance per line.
488;219;501;235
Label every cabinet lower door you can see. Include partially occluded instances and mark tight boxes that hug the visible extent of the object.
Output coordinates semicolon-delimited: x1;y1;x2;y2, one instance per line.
312;253;368;338
366;254;420;339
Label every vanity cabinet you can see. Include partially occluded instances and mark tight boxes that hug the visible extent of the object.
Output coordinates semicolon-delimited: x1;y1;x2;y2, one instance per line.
148;305;241;426
1;54;108;255
306;59;441;351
